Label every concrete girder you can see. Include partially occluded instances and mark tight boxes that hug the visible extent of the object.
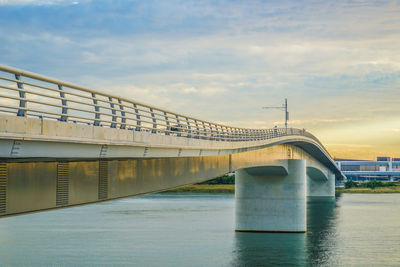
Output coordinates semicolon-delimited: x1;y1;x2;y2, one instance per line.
307;166;328;181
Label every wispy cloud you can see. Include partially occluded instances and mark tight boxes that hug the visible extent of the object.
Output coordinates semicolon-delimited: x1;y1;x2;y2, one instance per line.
0;0;81;5
0;0;399;157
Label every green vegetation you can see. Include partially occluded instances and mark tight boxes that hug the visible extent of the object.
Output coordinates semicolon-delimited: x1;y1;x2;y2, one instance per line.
336;186;400;193
199;174;235;185
164;174;235;193
164;175;400;194
344;180;397;189
164;184;234;193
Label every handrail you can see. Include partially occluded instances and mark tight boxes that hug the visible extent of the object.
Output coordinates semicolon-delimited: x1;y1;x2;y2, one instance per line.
0;64;326;147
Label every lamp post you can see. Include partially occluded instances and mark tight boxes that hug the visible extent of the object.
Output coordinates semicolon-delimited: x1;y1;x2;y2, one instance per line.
262;98;289;129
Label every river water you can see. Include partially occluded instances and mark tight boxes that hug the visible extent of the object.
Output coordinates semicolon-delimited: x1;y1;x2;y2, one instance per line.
0;193;399;266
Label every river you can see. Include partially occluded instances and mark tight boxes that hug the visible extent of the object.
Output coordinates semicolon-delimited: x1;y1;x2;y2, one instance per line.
0;193;399;266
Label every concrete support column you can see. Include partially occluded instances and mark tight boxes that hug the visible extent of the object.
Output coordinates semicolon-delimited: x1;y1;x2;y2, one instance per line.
235;159;306;233
307;172;335;197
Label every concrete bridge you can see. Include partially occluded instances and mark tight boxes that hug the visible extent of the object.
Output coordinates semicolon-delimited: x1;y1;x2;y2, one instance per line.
0;65;344;232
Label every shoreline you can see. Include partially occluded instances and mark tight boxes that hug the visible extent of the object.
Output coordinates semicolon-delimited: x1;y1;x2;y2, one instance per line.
164;184;400;194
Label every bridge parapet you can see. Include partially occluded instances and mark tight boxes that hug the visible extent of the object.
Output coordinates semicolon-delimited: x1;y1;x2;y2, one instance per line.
0;65;322;144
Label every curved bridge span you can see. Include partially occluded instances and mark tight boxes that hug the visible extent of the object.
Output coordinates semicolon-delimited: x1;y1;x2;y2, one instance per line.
0;65;344;232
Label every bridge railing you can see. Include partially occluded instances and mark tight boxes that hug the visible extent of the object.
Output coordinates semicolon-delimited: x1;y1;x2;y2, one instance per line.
0;65;323;145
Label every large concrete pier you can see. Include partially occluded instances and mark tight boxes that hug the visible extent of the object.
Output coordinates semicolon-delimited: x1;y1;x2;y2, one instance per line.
235;159;307;232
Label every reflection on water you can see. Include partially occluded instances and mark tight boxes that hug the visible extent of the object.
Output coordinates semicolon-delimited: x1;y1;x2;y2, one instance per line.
307;196;338;266
233;231;307;266
0;193;399;266
232;196;339;266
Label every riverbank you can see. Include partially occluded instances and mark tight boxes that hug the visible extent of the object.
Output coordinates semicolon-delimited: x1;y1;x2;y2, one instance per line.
165;184;234;193
336;187;400;193
164;184;400;193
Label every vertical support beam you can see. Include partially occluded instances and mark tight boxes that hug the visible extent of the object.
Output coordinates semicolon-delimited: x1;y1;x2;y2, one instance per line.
215;125;220;141
195;120;200;139
150;108;157;134
164;112;170;135
133;104;141;131
0;163;7;214
176;115;181;137
186;118;191;138
92;93;100;126
202;122;206;140
221;126;225;141
58;85;68;122
109;97;117;128
15;74;26;117
118;99;126;129
235;159;307;232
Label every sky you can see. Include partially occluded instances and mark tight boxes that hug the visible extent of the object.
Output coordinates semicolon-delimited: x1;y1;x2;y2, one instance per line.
0;0;399;159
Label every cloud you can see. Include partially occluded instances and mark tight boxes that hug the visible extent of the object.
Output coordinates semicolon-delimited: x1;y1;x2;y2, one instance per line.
0;0;80;5
0;0;400;158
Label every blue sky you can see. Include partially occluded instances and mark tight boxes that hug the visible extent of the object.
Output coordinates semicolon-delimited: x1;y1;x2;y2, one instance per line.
1;0;399;158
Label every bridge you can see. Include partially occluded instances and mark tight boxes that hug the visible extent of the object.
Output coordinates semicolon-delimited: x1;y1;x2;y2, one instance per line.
0;65;344;233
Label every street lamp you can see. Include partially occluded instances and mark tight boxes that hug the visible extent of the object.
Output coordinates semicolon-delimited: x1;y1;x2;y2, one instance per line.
262;98;289;129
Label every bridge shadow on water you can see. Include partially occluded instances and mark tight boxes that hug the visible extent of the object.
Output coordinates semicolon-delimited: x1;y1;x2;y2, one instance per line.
230;195;341;267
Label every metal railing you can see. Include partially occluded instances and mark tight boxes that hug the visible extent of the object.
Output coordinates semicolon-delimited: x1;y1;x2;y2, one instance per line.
0;64;322;145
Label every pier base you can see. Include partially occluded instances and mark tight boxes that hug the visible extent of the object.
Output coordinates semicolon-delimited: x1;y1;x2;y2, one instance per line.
235;159;306;233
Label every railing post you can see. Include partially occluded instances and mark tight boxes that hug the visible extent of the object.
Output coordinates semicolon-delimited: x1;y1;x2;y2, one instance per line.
118;99;126;129
150;108;157;133
92;93;100;126
186;118;191;138
220;126;225;141
15;74;26;117
195;120;200;139
133;104;141;131
215;125;220;141
222;126;227;141
109;97;117;128
164;112;170;135
58;85;68;122
202;122;206;140
176;115;181;137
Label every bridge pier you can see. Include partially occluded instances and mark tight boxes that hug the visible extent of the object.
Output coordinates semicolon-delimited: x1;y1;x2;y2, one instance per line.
235;159;307;233
307;172;335;198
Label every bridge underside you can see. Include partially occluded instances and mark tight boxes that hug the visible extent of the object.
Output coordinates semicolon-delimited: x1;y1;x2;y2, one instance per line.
1;144;335;228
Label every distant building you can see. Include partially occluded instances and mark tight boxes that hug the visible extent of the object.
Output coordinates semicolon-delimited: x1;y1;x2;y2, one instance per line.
336;156;400;182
